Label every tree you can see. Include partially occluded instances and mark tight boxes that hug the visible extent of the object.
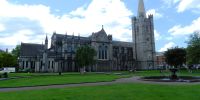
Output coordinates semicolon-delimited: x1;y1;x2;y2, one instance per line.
164;47;186;79
186;32;200;65
10;45;21;71
164;47;186;68
11;45;21;58
0;52;17;67
75;45;96;74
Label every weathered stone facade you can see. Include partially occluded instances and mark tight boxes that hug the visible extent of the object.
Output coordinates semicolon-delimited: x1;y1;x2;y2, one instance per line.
132;0;156;70
19;0;156;72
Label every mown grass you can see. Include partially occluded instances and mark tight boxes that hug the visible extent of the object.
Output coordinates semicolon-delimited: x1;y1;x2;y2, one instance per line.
0;72;132;88
1;83;200;100
2;70;200;88
133;70;200;77
1;71;200;100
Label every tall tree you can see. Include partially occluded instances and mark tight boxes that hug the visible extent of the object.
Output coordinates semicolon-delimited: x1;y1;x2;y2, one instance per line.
75;45;96;74
11;45;21;58
164;47;186;68
0;52;17;67
187;32;200;65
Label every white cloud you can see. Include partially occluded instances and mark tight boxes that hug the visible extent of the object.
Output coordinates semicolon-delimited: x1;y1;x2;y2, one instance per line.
176;0;200;13
146;9;163;19
162;0;180;7
166;37;173;40
159;42;176;52
154;30;162;40
0;0;133;50
67;0;133;41
162;0;200;13
168;17;200;36
0;24;5;32
0;29;36;46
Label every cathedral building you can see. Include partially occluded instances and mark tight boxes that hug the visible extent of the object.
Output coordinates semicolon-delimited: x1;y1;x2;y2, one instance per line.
19;0;156;72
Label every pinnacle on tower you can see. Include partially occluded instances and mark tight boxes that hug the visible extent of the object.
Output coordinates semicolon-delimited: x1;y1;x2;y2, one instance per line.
138;0;146;18
45;34;48;43
45;34;48;50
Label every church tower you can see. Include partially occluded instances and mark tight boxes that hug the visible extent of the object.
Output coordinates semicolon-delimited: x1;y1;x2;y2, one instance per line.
132;0;156;70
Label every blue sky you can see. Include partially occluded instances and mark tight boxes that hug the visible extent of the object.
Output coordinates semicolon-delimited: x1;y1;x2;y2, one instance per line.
0;0;200;52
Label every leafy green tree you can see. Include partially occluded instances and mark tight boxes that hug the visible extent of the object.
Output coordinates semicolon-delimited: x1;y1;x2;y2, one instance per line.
11;45;21;58
164;47;186;68
187;32;200;65
0;52;17;67
10;45;21;70
75;45;96;74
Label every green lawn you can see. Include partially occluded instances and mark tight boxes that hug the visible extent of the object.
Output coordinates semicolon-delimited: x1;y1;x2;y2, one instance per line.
1;83;200;100
133;70;200;77
1;71;200;100
0;73;131;88
133;70;170;76
1;70;200;88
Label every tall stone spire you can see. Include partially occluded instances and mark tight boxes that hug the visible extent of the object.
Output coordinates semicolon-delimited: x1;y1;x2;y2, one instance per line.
45;35;48;50
132;0;156;70
45;35;48;42
138;0;146;18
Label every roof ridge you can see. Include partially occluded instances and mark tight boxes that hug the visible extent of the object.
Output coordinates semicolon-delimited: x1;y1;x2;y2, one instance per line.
21;43;43;45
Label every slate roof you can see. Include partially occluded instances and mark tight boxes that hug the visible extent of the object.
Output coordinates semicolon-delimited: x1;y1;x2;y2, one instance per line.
91;27;107;38
112;41;133;47
52;33;91;44
94;28;107;36
20;43;44;57
46;51;55;57
156;52;164;56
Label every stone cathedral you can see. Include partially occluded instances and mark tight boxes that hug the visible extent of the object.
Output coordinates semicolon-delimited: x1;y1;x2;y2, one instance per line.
19;0;156;72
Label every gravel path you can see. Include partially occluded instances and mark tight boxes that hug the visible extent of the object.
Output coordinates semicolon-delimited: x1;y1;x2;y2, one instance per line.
0;76;200;92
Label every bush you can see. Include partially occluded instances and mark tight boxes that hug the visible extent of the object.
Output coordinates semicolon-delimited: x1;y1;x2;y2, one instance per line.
2;72;8;78
18;68;32;73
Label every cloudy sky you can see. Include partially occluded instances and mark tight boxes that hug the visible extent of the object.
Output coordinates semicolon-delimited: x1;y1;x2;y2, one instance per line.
0;0;200;52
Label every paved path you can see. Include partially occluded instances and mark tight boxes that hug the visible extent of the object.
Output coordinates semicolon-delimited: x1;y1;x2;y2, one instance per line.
0;76;200;92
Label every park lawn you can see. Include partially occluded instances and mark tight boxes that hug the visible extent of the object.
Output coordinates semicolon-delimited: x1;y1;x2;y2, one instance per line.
133;70;200;77
0;83;200;100
133;70;170;76
0;73;131;88
8;72;76;77
177;70;200;76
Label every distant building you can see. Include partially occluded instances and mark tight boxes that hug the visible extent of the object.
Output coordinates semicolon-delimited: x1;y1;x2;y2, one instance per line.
156;52;166;68
19;0;156;72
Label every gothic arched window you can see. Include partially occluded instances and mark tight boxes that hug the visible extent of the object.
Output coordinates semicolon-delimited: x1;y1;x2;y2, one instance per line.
98;46;102;59
105;46;108;59
102;49;104;59
98;45;108;60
